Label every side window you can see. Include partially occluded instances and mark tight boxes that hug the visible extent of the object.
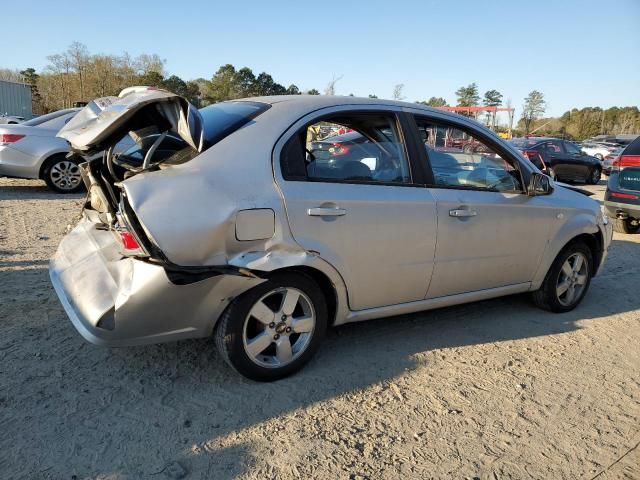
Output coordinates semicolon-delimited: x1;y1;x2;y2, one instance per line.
301;114;412;184
564;142;581;155
542;141;562;153
414;117;523;192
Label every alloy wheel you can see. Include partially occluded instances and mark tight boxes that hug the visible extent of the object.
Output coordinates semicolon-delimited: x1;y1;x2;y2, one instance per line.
50;160;82;190
556;252;589;307
242;287;316;368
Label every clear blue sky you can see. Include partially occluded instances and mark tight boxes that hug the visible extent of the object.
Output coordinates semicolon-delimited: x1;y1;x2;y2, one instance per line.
4;0;639;116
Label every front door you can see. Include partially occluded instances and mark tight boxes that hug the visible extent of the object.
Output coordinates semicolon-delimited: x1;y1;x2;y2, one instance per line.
276;110;438;310
411;114;554;298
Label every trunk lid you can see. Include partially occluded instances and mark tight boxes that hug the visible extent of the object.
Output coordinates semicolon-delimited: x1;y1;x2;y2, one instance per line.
57;86;204;153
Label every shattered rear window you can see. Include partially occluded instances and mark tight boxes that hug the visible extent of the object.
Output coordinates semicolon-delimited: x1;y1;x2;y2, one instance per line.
200;101;270;148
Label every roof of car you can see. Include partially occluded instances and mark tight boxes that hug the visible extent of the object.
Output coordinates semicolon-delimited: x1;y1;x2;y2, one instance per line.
235;94;461;120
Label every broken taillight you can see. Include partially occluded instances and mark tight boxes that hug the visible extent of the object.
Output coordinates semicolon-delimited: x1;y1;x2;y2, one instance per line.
120;231;141;251
115;208;149;257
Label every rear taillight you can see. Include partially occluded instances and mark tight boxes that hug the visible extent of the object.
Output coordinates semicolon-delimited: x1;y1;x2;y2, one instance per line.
610;192;639;200
330;142;351;156
120;231;141;251
613;155;640;168
0;133;25;145
115;209;149;257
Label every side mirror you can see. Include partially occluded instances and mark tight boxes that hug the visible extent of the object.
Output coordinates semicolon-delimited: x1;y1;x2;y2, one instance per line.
528;172;554;196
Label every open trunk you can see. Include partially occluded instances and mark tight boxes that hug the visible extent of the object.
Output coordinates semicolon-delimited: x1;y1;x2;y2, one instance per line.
57;87;206;257
59;87;203;204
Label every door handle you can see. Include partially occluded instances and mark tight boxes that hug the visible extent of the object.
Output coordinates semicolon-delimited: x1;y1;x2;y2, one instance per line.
308;207;347;217
449;208;477;218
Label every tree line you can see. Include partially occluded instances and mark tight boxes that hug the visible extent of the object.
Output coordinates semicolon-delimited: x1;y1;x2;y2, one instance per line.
1;43;638;139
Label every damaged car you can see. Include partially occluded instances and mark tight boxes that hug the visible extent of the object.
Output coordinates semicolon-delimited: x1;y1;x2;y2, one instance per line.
50;87;612;380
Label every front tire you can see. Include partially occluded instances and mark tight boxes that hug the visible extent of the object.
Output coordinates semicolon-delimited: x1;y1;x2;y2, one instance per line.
42;155;84;193
215;272;327;381
532;242;592;313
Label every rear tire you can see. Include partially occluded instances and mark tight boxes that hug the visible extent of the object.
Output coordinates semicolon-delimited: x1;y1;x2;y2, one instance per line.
587;167;601;185
532;242;592;313
613;218;640;234
215;272;327;381
42;154;84;193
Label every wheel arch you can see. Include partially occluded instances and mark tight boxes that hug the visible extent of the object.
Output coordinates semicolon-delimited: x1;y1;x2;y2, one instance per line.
531;214;602;290
267;266;338;327
38;151;70;179
229;251;349;326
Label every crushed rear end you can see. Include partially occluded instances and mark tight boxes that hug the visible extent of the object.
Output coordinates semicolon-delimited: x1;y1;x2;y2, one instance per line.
49;87;264;345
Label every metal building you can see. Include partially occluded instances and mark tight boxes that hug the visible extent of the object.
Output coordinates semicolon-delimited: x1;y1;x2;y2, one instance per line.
0;79;33;119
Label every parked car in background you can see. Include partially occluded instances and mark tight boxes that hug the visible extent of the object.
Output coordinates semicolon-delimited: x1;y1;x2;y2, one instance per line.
602;147;625;175
0;108;81;192
581;142;619;160
604;137;640;233
50;89;612;380
0;114;25;124
509;137;602;184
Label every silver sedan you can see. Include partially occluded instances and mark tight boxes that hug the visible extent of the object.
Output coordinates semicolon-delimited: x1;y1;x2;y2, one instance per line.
0;109;81;192
50;88;612;380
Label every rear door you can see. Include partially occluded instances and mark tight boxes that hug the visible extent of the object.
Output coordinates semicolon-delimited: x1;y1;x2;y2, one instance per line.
539;140;571;178
563;140;593;180
275;108;438;311
407;113;555;298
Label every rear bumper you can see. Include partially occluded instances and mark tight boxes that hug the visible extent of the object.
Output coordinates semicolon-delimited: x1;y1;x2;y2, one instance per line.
49;216;264;346
0;145;40;178
604;200;640;219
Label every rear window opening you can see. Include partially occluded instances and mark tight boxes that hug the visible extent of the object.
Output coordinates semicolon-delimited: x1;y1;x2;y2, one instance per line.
77;98;271;255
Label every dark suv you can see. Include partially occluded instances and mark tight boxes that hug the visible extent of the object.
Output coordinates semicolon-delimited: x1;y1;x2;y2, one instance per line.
604;136;640;234
509;137;602;184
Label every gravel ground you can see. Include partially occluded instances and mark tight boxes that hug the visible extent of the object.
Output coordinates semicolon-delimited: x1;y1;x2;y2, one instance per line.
1;177;639;480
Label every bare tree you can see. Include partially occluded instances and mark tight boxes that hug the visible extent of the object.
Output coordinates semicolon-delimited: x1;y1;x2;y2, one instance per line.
392;84;405;101
67;42;90;100
46;53;73;108
135;53;166;76
0;68;24;83
324;74;343;95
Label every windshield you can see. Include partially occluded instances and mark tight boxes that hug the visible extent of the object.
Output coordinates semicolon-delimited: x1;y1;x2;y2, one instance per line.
23;109;78;127
199;101;270;147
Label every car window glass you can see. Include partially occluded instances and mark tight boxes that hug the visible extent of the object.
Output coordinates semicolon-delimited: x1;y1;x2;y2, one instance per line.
541;141;562;153
303;114;411;184
35;113;76;131
564;142;581;155
113;133;194;169
415;117;523;192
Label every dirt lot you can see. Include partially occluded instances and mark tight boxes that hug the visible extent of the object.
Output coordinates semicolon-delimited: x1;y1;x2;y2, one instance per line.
0;177;638;480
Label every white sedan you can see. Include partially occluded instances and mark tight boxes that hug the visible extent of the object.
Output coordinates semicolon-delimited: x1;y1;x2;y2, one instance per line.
581;142;618;160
